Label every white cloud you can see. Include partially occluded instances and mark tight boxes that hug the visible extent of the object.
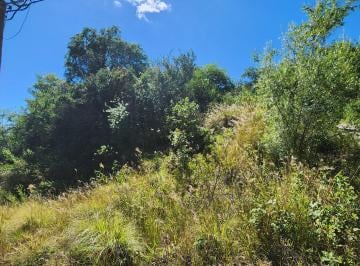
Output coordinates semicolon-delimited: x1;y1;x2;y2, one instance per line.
121;0;171;20
113;0;122;8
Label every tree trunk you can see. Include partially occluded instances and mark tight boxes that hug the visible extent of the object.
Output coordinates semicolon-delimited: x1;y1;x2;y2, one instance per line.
0;0;6;69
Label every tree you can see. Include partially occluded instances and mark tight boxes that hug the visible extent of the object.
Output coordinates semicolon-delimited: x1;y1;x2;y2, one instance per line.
0;0;45;67
0;110;12;163
258;0;359;163
10;75;74;186
65;26;148;82
187;65;234;111
129;52;197;152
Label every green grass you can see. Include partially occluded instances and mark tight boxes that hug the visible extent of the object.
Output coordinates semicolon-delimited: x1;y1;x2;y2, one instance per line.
0;104;358;265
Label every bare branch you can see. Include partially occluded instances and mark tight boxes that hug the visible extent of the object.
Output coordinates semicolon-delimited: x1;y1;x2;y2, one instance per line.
0;0;44;68
5;0;44;20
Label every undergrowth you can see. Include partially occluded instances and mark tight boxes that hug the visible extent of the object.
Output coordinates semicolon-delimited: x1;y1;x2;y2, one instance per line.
0;104;358;265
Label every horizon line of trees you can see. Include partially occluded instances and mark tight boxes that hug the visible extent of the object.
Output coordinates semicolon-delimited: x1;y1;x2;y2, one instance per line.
0;0;359;196
0;25;244;191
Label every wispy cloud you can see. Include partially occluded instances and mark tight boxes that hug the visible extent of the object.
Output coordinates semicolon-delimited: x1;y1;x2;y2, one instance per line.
113;0;122;8
114;0;171;21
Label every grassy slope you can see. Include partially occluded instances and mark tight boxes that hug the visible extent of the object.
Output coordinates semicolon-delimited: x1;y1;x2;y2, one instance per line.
0;105;359;265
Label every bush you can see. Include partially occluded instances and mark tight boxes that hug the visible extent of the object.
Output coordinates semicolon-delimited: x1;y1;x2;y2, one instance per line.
166;98;206;150
168;129;194;178
166;98;209;179
249;174;313;264
0;154;37;197
248;171;360;265
0;189;17;205
309;174;360;265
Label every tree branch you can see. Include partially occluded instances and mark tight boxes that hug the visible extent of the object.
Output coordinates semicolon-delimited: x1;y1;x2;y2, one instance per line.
5;0;44;20
0;0;44;68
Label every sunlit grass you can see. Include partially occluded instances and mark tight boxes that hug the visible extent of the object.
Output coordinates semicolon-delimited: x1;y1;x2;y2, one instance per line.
0;103;358;265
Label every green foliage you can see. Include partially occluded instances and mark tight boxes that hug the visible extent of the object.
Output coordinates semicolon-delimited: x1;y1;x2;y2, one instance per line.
258;0;360;164
309;174;359;264
9;75;74;187
344;98;360;127
293;0;357;47
0;111;14;165
168;129;193;178
0;103;359;265
1;1;360;265
0;188;17;205
65;26;148;82
5;49;197;188
166;98;203;147
105;99;129;129
166;98;208;178
247;171;360;265
187;64;235;111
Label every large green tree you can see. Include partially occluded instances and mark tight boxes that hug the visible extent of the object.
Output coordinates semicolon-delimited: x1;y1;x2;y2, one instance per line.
258;0;360;163
65;26;148;82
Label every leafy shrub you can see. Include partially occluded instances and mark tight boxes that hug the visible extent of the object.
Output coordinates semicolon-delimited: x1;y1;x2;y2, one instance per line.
248;171;360;265
309;174;359;265
166;98;208;178
249;176;313;265
166;98;205;149
0;189;17;205
105;99;129;129
168;129;194;178
0;154;37;197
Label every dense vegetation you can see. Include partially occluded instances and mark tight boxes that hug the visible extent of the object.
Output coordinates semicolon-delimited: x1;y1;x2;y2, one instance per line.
0;0;359;265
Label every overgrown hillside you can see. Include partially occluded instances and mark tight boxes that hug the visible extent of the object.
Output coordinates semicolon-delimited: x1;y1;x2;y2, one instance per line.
0;0;359;265
0;104;359;265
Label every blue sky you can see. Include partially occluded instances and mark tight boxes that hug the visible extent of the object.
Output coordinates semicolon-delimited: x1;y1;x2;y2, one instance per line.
0;0;360;110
